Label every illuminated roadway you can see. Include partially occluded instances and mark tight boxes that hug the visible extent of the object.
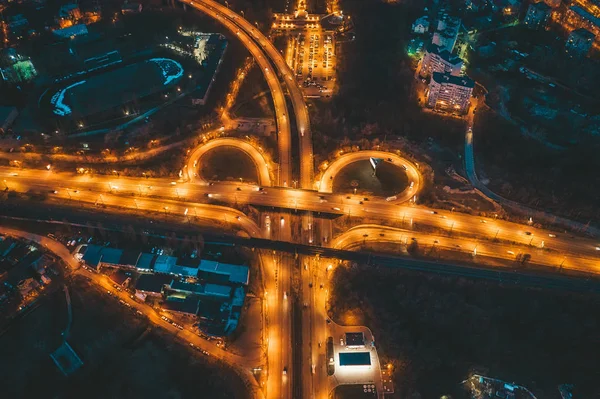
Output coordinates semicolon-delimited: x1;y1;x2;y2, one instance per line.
318;150;422;203
179;0;292;187
3;167;600;399
186;137;272;186
184;0;314;189
3;168;599;274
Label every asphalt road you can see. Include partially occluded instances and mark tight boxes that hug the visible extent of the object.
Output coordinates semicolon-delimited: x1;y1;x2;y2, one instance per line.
4;168;599;263
180;0;293;187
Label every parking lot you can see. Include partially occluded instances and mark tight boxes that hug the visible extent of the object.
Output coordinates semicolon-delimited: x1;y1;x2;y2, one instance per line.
285;28;335;97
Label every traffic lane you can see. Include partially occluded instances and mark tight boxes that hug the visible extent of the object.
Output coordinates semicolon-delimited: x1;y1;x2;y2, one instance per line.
193;0;314;188
181;0;292;187
4;168;600;258
0;227;81;269
332;225;600;275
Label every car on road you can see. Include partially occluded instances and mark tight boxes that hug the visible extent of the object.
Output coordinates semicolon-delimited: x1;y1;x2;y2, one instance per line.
283;367;287;376
525;231;532;235
332;207;341;211
548;234;557;238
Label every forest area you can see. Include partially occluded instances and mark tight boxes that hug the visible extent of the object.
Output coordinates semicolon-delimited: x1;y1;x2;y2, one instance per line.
329;264;600;399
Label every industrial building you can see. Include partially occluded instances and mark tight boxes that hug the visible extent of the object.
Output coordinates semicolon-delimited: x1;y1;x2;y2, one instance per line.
79;243;249;336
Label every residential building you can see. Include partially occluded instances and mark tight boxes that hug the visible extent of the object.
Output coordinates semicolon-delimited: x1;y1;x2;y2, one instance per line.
524;2;551;30
52;24;89;39
563;6;600;44
432;14;461;53
466;0;487;12
544;0;561;8
427;72;474;113
412;16;429;34
419;43;463;78
154;255;199;277
56;3;82;28
565;28;595;57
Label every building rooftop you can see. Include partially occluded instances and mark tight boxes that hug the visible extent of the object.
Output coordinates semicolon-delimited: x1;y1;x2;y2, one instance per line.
169;280;205;295
197;297;227;321
119;250;141;267
52;24;88;39
345;332;365;347
231;286;245;308
426;43;463;65
135;252;155;271
432;72;475;88
570;28;595;39
99;247;124;265
81;244;103;269
205;283;232;298
338;352;372;366
197;260;249;285
569;6;600;27
154;255;198;277
135;273;170;294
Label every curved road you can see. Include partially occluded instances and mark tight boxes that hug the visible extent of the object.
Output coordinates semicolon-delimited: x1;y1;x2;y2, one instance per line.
3;167;600;261
465;118;599;238
318;150;422;203
186;138;272;186
180;0;292;187
332;224;600;275
184;0;314;189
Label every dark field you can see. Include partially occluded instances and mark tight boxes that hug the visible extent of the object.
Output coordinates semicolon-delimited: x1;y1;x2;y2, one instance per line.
332;160;409;197
0;276;247;399
329;265;600;399
199;146;259;183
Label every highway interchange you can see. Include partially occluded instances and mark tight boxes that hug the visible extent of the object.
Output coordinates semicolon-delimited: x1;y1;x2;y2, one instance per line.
2;1;600;398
